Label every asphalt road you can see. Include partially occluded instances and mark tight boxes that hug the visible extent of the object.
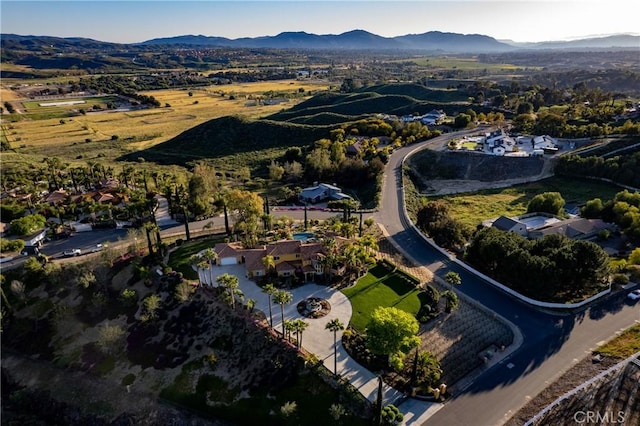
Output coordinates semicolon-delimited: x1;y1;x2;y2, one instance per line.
374;131;640;426
1;208;344;270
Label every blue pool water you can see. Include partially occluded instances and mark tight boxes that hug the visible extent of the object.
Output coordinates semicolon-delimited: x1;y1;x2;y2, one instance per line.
293;232;315;242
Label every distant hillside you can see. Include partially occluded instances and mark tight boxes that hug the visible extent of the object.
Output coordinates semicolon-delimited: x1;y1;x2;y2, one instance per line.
504;34;640;50
121;115;333;166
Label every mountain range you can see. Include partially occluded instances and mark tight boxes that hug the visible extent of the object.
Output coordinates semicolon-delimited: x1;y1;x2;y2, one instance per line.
141;30;639;52
2;30;638;53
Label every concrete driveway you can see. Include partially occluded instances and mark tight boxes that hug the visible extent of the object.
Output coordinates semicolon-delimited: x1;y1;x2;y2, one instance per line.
200;264;440;422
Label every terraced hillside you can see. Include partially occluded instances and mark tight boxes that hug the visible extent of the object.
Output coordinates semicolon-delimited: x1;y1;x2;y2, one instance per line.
267;83;477;124
526;355;640;426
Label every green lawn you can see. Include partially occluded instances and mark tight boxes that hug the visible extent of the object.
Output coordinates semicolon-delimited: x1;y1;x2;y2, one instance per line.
434;176;622;228
168;237;224;279
342;264;422;332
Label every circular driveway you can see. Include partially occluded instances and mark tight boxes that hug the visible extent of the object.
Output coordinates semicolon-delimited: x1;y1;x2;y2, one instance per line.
199;264;415;413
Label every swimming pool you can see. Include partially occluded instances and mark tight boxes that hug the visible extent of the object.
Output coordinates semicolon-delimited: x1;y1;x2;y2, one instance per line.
293;232;315;242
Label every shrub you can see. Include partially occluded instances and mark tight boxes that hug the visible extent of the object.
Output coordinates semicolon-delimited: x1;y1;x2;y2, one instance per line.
0;238;24;254
280;401;297;418
627;265;640;281
122;373;136;386
611;273;629;286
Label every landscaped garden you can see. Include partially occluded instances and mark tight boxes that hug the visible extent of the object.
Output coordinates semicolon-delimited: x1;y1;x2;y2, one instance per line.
167;237;224;279
341;261;423;331
1;238;371;425
341;244;514;396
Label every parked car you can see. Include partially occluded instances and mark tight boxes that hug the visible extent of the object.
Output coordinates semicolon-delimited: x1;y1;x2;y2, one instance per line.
21;246;40;256
90;244;104;253
62;248;81;257
627;289;640;301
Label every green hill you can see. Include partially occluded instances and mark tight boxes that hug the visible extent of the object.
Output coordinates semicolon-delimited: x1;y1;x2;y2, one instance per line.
267;83;473;123
286;112;372;126
121;115;333;166
123;83;479;169
358;83;469;103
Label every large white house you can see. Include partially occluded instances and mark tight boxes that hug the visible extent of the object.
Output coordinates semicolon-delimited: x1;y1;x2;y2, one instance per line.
299;183;351;204
420;109;446;125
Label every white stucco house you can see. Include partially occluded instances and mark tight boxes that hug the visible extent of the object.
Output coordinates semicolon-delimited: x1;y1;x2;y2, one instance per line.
299;183;351;204
421;109;446;125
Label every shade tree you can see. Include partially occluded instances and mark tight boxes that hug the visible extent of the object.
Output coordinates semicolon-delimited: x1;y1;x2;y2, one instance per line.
365;307;420;371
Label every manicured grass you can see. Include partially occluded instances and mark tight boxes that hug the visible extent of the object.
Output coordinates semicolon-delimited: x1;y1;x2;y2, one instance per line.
168;237;225;279
434;176;622;228
342;264;422;332
596;324;640;358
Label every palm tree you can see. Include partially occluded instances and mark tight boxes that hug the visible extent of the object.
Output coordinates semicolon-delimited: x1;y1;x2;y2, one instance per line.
359;233;379;254
216;273;243;309
293;319;308;349
196;260;209;286
262;255;275;277
284;319;295;342
444;271;462;291
262;283;277;327
201;248;218;286
142;222;156;256
273;289;293;338
325;318;345;375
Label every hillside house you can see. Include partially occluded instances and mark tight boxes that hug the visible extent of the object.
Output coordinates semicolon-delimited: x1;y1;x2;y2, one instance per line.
45;189;68;205
490;215;528;236
528;218;614;240
421;109;446;125
299;183;351;204
213;239;332;281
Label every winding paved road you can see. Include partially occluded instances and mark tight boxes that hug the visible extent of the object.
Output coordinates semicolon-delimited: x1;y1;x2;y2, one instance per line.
374;131;640;425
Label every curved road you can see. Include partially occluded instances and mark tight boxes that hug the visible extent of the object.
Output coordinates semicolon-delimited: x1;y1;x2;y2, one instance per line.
374;131;640;425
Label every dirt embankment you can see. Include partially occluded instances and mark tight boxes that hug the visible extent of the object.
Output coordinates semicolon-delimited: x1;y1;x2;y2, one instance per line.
505;355;640;426
407;149;554;196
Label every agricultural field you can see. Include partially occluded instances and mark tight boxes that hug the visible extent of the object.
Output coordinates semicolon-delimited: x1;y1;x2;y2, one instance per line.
0;79;331;172
389;56;534;72
433;176;622;228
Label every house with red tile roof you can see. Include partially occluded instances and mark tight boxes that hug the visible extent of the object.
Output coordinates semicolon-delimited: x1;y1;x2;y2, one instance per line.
213;239;329;281
45;189;68;205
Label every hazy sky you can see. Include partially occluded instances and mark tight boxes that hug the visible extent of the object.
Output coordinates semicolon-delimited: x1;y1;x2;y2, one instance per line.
1;1;638;44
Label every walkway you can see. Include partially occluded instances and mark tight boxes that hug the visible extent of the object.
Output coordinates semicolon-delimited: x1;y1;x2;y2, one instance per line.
154;194;179;227
196;264;443;423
